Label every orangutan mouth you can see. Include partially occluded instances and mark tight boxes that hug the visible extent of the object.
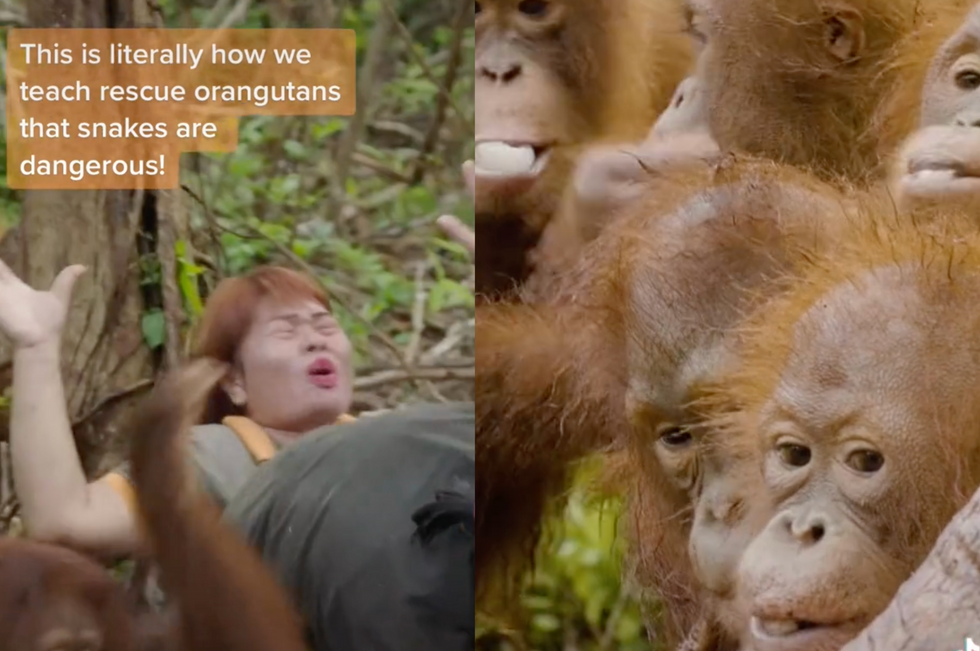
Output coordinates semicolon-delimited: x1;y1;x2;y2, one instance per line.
474;140;553;178
908;157;975;179
749;612;863;651
752;617;824;636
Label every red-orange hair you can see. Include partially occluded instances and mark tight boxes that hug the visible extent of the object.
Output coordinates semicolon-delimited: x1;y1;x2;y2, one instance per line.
193;265;330;424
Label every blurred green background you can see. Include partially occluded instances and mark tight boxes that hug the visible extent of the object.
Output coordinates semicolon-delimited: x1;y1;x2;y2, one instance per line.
0;1;657;647
477;468;664;651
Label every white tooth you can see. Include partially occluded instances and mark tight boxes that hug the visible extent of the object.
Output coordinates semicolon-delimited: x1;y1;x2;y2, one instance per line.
475;141;536;175
531;149;551;173
473;164;505;178
760;619;800;636
911;168;953;180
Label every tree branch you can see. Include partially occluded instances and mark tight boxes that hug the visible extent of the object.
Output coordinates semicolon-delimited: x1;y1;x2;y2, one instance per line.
354;366;474;390
410;0;471;184
378;0;472;138
841;484;980;651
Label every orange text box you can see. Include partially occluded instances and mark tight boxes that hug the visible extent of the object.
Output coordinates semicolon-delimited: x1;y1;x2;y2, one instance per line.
6;28;357;190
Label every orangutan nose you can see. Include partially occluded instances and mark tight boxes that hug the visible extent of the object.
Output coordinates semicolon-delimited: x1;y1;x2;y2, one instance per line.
955;112;980;129
777;509;829;547
479;57;522;83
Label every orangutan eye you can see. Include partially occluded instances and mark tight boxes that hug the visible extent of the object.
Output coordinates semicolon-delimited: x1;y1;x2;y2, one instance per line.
777;443;812;468
682;5;708;44
658;426;692;448
846;449;884;474
955;69;980;91
684;21;707;44
475;1;482;15
518;0;549;17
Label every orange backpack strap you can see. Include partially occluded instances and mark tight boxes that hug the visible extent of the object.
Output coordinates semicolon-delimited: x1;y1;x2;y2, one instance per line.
103;471;140;516
103;471;153;540
223;416;277;464
222;414;358;464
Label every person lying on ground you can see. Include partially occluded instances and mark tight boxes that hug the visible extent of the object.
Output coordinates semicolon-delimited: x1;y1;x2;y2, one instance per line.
224;400;474;651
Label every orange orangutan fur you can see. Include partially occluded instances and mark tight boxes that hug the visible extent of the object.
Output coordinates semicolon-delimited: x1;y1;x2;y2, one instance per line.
475;0;692;299
476;157;868;641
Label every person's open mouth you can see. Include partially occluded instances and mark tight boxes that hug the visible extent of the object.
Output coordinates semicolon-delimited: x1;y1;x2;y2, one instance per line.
307;357;338;389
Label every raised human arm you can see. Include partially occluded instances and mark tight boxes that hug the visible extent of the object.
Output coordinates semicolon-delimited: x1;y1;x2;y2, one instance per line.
2;259;140;557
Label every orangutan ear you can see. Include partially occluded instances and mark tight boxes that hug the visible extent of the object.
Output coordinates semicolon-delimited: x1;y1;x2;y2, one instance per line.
823;5;865;62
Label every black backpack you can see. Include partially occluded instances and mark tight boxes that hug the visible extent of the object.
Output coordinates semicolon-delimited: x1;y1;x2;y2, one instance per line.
224;403;476;651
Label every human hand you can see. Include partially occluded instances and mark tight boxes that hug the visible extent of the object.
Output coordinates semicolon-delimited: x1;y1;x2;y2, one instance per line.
0;259;86;349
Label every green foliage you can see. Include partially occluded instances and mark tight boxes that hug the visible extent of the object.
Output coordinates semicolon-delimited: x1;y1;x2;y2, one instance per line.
176;240;205;318
479;487;659;651
0;29;21;231
0;130;22;230
161;1;475;389
427;277;473;313
2;0;476;513
141;309;167;349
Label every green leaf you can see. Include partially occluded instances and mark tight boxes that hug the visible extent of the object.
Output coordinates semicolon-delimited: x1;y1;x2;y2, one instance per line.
228;155;263;179
141;310;166;349
584;589;608;625
616;613;642;641
522;595;554;611
427;279;474;314
531;613;561;633
256;221;291;243
292;239;318;260
268;174;302;204
175;240;204;317
431;237;470;262
283;139;307;160
398;186;438;219
312;118;347;140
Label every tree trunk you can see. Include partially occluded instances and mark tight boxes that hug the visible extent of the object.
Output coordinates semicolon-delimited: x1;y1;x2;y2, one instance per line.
841;485;980;651
0;0;170;476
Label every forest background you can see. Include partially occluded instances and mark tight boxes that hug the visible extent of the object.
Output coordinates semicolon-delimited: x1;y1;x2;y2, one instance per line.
0;0;652;648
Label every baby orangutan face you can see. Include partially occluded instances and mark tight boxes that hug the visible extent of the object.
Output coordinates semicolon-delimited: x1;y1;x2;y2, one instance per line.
475;0;603;214
920;4;980;129
680;0;892;179
0;539;141;651
614;172;853;646
895;4;980;210
20;597;106;651
734;264;980;651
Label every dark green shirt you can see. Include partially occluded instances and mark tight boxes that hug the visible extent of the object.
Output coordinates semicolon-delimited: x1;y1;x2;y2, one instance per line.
223;402;475;651
111;423;270;510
